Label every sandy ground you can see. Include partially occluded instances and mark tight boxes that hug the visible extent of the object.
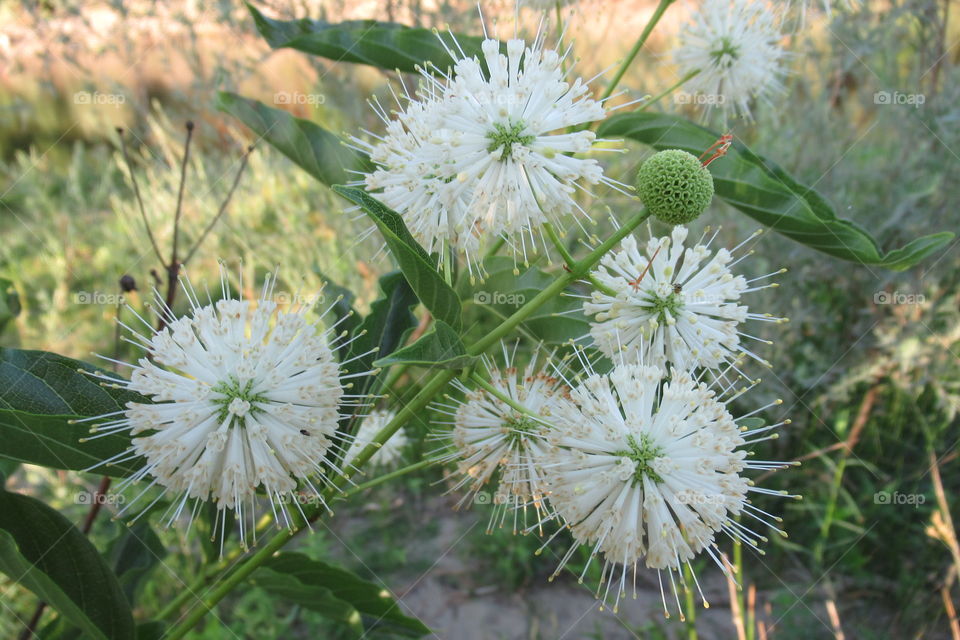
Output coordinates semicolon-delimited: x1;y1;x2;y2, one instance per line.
324;492;768;640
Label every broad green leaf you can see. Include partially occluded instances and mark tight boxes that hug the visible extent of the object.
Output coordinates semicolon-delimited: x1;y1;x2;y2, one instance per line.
247;4;486;74
0;278;20;333
375;320;476;369
344;271;419;400
252;552;430;637
217;92;371;187
0;487;135;640
106;521;166;605
333;186;462;331
598;112;953;271
0;348;146;477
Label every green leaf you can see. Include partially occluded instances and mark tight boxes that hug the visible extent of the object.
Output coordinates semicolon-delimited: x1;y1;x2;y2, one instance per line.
0;459;18;485
598;112;953;270
106;521;166;605
252;552;430;637
217;91;371;187
375;320;476;369
0;487;135;640
135;622;166;640
0;278;21;334
0;348;146;477
344;271;419;400
333;186;462;331
739;417;765;430
313;269;363;362
247;4;486;74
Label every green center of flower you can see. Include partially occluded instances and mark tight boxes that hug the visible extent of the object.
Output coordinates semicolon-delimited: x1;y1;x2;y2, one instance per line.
615;433;665;485
212;376;266;425
504;414;540;444
487;121;534;161
645;290;684;320
710;37;740;68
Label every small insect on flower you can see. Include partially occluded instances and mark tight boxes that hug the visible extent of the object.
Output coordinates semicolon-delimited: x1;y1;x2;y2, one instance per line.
79;268;371;552
351;29;622;275
345;409;408;468
540;359;797;616
583;225;787;372
434;345;568;534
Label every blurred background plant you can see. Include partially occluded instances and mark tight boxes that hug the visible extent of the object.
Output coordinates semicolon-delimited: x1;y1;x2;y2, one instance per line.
0;0;958;638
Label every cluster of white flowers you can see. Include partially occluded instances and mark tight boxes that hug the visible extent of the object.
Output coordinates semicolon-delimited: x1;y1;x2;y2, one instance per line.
438;220;792;615
443;343;792;615
353;34;614;271
84;272;363;550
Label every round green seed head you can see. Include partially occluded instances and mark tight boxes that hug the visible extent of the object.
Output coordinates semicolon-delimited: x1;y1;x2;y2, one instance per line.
636;149;714;225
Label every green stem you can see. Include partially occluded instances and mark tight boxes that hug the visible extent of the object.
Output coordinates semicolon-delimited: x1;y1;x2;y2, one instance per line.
485;236;506;260
643;69;700;109
814;456;847;565
543;222;616;296
163;208;651;638
470;372;540;419
470;208;650;355
543;222;575;267
155;564;223;621
600;0;675;102
734;534;748;638
341;458;435;500
378;362;409;398
683;563;698;639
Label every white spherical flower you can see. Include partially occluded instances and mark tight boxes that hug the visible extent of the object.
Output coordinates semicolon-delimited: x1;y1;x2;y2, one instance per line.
439;349;567;533
543;362;793;614
672;0;787;119
85;272;356;549
354;35;613;271
584;225;784;372
346;410;407;467
359;97;481;260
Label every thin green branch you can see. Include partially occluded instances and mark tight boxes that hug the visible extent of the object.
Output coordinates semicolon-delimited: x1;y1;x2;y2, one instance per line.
642;69;701;109
341;458;435;500
600;0;676;102
469;372;540;420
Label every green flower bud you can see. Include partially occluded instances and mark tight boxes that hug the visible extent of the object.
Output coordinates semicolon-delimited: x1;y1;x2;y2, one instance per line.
635;149;714;225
